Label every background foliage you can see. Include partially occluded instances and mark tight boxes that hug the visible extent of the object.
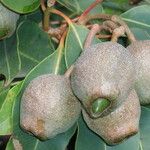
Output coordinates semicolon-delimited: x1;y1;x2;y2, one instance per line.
0;0;150;150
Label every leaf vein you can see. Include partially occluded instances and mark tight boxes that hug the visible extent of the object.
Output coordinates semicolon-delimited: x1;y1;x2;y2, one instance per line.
20;52;40;63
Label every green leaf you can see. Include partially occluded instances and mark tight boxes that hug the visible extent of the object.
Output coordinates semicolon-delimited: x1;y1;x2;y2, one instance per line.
75;116;105;150
0;83;21;135
75;115;140;150
57;0;103;15
0;80;4;90
6;138;14;150
24;9;43;23
103;0;131;15
121;5;150;29
130;28;150;40
6;123;76;150
107;134;140;150
17;20;55;77
1;0;40;14
65;24;100;68
139;107;150;150
65;24;89;68
0;87;9;108
0;34;20;84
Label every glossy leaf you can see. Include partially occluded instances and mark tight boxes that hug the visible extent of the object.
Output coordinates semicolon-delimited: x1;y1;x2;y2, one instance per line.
1;0;40;14
121;5;150;40
65;24;89;68
130;28;150;40
0;83;21;135
65;24;100;68
0;34;20;84
57;0;103;15
75;116;105;150
0;87;9;108
139;107;150;150
75;115;140;150
17;20;55;77
6;123;76;150
103;0;131;15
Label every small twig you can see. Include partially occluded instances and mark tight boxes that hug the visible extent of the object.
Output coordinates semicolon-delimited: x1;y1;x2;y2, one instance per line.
43;7;72;40
103;20;119;32
43;8;51;31
50;9;73;25
43;0;56;31
84;24;102;49
47;0;56;7
78;0;104;24
111;26;126;42
96;34;111;39
65;65;74;78
111;15;136;42
40;0;46;11
48;24;67;39
79;13;111;25
50;17;79;25
54;30;68;74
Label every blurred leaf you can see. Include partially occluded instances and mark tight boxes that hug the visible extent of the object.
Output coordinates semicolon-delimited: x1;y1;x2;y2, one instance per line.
75;115;140;150
1;0;40;14
0;34;20;84
6;123;76;150
144;105;150;109
21;9;43;23
0;87;9;108
139;0;150;5
0;80;4;90
130;28;150;40
5;138;14;150
0;83;21;135
17;21;55;77
107;134;140;150
57;0;103;15
103;0;132;15
139;107;150;150
65;24;89;68
65;24;100;68
75;116;105;150
121;5;150;29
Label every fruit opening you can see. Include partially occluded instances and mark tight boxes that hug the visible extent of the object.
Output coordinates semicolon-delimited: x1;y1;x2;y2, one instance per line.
91;98;110;116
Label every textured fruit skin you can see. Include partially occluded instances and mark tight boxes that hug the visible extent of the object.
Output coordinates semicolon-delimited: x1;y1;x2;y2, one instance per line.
82;90;141;145
0;4;19;40
20;74;81;140
71;42;135;117
127;40;150;105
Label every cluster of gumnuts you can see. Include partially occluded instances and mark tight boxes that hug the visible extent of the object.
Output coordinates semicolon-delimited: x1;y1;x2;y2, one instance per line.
0;0;149;146
20;14;150;145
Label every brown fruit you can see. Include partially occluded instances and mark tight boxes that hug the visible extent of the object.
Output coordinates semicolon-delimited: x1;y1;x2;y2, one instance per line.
71;42;135;118
127;40;150;105
20;74;81;140
82;89;141;145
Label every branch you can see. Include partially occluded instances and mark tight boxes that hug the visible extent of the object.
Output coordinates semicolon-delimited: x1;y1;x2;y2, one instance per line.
111;15;136;42
84;24;102;49
78;0;104;24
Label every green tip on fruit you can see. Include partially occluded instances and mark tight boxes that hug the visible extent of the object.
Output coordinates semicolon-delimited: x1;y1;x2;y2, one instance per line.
92;98;110;114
